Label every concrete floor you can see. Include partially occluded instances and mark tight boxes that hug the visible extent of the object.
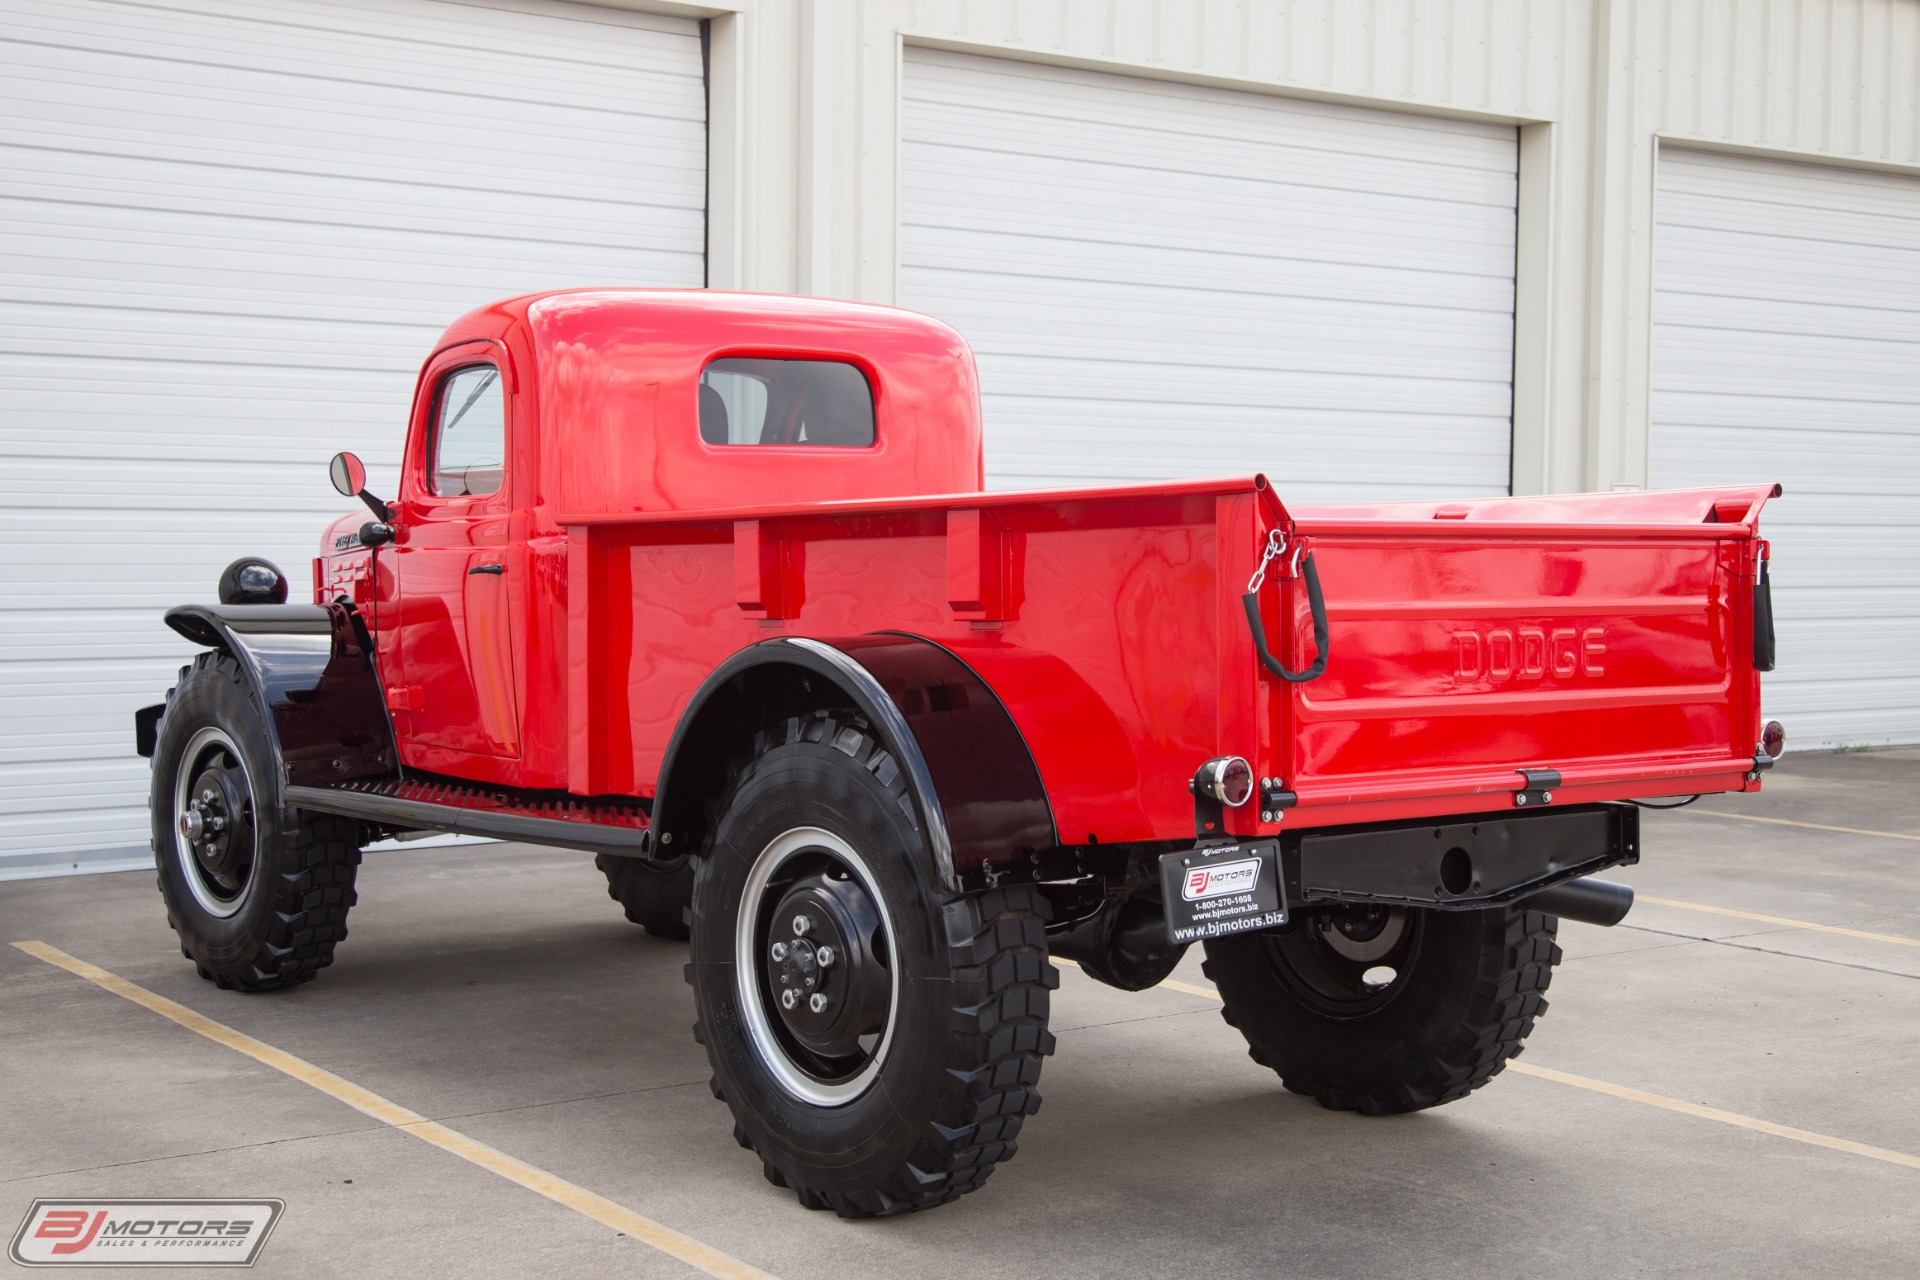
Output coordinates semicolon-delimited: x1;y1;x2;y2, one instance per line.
4;749;1917;1278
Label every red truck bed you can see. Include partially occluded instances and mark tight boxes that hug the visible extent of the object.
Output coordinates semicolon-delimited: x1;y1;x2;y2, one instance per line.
560;475;1778;844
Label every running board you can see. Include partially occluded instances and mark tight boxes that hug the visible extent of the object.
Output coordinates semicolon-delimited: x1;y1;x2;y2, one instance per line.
284;779;653;857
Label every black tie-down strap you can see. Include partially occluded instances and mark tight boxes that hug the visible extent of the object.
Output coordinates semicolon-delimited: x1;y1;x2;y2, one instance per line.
1242;549;1329;683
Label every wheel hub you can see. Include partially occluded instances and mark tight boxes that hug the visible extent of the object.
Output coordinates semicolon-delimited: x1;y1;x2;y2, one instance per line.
184;762;250;893
764;873;890;1062
171;725;258;917
1318;905;1408;962
1263;904;1422;1017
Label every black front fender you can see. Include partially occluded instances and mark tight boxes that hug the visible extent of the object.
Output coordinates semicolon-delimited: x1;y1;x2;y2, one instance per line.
159;603;398;796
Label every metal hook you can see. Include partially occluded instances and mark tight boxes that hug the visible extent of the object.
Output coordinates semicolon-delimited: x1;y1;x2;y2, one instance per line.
1247;528;1286;593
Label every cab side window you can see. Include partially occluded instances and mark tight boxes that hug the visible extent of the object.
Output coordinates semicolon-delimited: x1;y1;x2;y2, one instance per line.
429;364;505;497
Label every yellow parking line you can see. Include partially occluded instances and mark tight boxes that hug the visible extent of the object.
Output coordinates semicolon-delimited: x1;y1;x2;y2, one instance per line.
1636;896;1920;949
11;941;777;1280
1678;809;1920;843
1504;1062;1920;1171
1059;956;1920;1173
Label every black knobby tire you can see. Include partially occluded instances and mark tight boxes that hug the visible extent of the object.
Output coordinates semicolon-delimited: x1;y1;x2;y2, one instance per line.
151;651;362;992
687;711;1057;1217
1203;904;1561;1114
595;852;693;939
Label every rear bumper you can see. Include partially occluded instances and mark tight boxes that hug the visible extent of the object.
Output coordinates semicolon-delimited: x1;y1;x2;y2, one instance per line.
1282;803;1638;912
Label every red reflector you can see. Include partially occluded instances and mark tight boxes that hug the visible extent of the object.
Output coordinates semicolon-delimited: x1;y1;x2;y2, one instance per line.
1761;720;1786;759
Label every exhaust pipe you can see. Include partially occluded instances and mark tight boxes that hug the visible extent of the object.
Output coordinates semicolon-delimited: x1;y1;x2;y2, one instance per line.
1524;876;1634;927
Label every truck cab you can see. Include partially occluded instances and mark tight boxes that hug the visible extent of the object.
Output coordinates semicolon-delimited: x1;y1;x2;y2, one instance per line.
318;290;986;790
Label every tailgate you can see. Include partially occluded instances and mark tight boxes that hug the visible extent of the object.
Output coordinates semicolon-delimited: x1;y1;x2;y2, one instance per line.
1258;485;1781;826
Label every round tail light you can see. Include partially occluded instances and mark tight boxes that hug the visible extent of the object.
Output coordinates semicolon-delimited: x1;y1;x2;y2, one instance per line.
1195;756;1255;807
1761;720;1786;759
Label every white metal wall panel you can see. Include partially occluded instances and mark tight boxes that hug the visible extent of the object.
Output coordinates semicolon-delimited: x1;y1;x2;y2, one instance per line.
1645;0;1920;168
1651;148;1920;748
890;1;1578;126
898;48;1517;497
0;0;705;875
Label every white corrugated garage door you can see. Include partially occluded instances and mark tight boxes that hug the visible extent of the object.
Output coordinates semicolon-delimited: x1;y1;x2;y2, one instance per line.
1652;148;1920;748
899;48;1517;499
0;0;705;876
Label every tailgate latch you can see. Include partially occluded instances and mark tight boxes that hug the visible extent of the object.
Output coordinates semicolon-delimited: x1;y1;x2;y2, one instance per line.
1513;768;1561;808
1258;777;1297;823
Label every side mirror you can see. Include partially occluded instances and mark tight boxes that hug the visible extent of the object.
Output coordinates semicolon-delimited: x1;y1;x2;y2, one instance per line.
329;451;394;523
328;451;366;497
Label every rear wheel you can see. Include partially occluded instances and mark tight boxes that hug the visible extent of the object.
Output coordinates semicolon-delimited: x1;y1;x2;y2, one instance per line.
151;652;361;991
687;711;1056;1217
1203;903;1560;1113
596;852;693;939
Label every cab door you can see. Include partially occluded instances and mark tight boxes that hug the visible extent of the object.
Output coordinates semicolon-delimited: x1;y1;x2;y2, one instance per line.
387;347;521;760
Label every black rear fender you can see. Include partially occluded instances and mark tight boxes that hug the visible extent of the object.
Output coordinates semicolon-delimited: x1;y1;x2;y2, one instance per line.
652;635;1056;893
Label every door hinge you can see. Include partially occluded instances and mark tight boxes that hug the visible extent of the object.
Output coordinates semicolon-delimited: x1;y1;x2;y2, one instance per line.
386;686;424;713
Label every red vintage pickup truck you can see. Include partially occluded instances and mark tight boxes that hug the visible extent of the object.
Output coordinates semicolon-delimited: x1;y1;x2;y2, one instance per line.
141;289;1783;1217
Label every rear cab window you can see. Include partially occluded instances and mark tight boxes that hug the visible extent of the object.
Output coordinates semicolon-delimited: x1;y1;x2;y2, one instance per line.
430;364;506;497
699;358;875;447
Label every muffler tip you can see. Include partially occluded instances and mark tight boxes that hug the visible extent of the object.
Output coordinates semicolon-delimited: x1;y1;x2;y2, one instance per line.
1525;877;1634;927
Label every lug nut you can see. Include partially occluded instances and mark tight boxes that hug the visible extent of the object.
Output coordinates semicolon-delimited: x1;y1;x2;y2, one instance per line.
815;945;835;967
791;914;812;937
770;941;788;962
781;988;797;1010
808;993;828;1013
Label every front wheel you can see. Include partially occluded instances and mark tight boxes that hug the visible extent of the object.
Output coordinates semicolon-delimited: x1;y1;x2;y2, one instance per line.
686;712;1056;1217
1203;903;1561;1114
151;651;361;991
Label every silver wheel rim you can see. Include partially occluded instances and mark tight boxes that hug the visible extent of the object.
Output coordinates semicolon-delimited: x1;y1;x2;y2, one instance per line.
734;826;900;1107
171;725;258;919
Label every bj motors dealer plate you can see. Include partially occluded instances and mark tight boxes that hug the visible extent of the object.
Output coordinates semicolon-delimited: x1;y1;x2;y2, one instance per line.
1158;841;1287;944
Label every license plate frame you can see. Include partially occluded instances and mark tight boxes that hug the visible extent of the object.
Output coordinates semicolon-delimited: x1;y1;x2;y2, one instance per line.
1159;840;1288;945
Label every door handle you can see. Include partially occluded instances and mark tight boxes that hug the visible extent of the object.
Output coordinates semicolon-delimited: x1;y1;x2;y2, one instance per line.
468;563;505;575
